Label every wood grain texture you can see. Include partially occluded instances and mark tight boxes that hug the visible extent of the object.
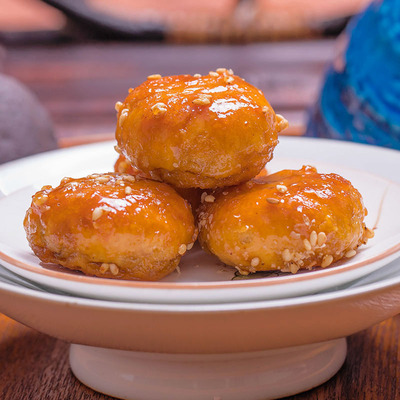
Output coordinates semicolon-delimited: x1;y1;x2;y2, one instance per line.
0;313;398;400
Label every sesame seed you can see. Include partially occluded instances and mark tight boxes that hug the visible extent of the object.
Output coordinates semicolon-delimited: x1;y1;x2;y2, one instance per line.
317;232;327;246
236;267;249;276
125;186;132;195
345;249;357;258
92;207;103;221
151;102;167;116
119;109;129;126
114;145;121;154
123;175;136;183
216;68;227;73
187;242;194;250
227;69;234;75
250;257;260;267
303;238;312;251
310;231;318;247
222;191;228;195
201;192;208;202
290;263;300;274
193;73;201;78
276;114;289;132
276;184;287;193
147;74;162;80
262;106;269;114
175;265;181;274
282;249;292;262
224;76;234;84
365;227;375;239
321;255;333;268
109;263;119;275
178;244;187;255
173;163;179;168
204;195;215;203
99;263;109;274
266;198;279;204
95;176;110;183
193;97;211;105
115;101;123;112
209;71;219;77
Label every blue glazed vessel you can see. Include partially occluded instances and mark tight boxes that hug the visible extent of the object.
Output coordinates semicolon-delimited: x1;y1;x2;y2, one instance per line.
306;0;400;149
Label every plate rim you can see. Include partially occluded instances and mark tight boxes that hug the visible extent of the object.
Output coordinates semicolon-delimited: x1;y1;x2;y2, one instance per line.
1;264;400;312
1;138;400;292
1;239;400;290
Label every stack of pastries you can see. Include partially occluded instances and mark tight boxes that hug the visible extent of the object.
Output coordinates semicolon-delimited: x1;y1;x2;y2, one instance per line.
24;69;374;281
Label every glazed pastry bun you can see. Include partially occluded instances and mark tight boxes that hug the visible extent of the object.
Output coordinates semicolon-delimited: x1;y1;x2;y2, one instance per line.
197;166;374;275
115;68;288;189
24;173;197;281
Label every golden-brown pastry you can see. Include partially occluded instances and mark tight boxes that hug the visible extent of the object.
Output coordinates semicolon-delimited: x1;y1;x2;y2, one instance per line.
24;173;197;281
197;166;374;275
114;153;268;215
115;68;287;189
114;153;202;213
114;153;138;175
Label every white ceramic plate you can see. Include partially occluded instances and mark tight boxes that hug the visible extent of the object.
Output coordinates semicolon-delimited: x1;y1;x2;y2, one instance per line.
0;257;400;353
0;138;400;304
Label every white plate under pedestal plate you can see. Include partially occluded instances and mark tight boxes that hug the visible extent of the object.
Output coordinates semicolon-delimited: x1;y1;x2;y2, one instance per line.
0;259;400;399
0;137;400;399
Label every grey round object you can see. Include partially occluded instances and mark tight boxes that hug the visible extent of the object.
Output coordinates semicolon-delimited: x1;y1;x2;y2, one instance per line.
0;74;56;164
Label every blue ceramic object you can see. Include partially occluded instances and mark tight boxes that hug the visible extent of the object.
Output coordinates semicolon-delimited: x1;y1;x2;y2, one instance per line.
306;0;400;149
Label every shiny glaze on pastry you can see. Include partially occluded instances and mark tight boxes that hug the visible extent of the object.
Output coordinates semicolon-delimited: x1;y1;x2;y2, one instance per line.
24;173;197;281
197;166;374;275
115;68;287;189
114;153;202;213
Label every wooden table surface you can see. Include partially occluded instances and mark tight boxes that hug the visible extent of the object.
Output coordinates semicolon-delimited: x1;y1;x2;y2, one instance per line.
0;39;399;399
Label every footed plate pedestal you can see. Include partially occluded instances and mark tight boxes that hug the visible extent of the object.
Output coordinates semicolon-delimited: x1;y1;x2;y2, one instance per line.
70;338;346;400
